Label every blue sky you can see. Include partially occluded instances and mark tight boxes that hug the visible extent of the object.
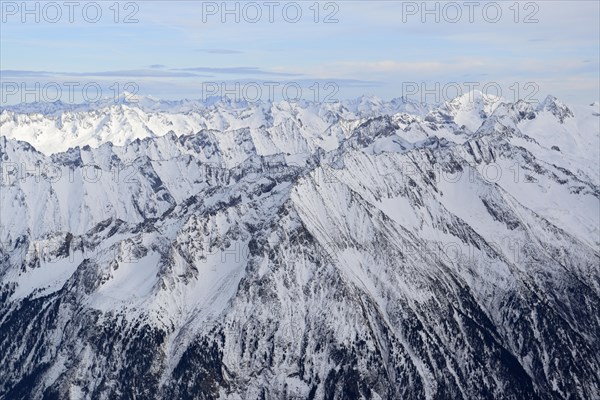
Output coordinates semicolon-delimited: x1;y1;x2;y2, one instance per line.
1;0;598;104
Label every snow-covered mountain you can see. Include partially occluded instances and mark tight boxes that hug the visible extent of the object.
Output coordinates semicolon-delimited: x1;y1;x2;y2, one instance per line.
0;95;433;156
0;92;599;399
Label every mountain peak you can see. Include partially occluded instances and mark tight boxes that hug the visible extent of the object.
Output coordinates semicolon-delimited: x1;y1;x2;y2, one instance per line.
434;90;503;132
536;95;574;122
446;90;502;109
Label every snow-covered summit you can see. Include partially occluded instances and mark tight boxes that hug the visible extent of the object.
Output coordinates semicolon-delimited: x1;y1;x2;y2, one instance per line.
1;92;590;157
434;90;503;131
536;94;575;123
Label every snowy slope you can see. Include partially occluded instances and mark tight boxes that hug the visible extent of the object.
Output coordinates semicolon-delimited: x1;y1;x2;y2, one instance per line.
0;93;598;400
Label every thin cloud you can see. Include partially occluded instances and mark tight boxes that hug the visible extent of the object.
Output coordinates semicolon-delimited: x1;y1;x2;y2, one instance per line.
196;49;244;54
0;69;213;78
0;70;55;77
73;70;207;78
176;67;303;77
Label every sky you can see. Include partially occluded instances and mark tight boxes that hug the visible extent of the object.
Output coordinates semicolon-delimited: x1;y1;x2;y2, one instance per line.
1;0;599;105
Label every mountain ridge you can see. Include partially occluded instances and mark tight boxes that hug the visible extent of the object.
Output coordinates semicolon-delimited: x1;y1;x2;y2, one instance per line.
0;93;598;399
